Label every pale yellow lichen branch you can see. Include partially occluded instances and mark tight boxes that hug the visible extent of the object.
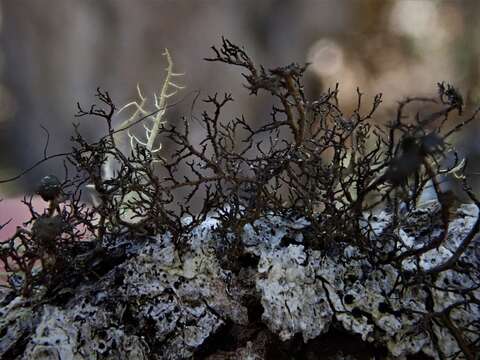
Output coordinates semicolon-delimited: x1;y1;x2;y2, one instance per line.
89;49;185;219
111;49;184;224
447;157;467;180
117;48;184;154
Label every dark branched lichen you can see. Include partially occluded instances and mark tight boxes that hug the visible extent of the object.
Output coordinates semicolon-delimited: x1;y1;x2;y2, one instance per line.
1;38;480;358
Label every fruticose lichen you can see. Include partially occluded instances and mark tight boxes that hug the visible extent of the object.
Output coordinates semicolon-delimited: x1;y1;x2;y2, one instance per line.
1;201;479;359
1;39;480;359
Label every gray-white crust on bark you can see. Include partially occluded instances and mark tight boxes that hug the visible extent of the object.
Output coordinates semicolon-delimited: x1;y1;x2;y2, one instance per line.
0;203;479;359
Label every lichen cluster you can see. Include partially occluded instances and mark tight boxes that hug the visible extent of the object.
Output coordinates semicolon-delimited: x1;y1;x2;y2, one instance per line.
1;39;480;358
1;202;479;359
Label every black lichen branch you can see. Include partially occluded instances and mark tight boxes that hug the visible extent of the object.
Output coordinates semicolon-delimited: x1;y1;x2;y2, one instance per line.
423;182;480;276
0;89;195;185
206;37;309;146
0;39;479;357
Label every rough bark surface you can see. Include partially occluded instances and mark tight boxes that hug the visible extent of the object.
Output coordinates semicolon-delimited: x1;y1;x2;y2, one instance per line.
1;202;479;359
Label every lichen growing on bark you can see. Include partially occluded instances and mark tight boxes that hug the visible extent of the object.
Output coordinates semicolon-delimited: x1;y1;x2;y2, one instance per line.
1;39;480;359
1;202;479;359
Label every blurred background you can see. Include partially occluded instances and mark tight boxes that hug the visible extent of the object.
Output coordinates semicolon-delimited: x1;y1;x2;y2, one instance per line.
0;0;479;216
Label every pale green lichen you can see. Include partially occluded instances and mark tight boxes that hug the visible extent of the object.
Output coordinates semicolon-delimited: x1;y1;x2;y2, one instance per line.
104;49;184;223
